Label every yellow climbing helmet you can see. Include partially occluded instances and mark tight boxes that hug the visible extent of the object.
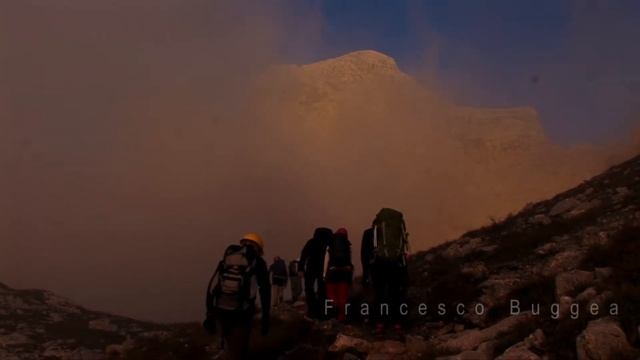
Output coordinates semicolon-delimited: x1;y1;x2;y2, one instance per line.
241;233;264;253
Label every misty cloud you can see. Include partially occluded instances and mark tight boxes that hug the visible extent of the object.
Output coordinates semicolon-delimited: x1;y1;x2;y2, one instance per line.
1;1;638;323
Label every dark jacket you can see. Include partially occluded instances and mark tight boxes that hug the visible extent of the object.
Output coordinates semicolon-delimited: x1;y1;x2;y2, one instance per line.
269;259;288;286
299;227;332;276
289;260;300;277
326;233;353;283
361;227;374;283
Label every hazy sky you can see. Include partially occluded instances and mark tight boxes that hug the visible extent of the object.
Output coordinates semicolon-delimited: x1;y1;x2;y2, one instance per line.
1;0;639;322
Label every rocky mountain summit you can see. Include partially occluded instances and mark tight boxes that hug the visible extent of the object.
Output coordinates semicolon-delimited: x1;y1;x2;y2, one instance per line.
255;50;636;246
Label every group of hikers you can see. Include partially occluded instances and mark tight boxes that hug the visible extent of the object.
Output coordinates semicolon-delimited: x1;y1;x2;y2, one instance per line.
203;208;410;360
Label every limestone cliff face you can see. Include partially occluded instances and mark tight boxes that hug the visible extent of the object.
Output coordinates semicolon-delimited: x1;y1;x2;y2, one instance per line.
253;50;633;245
451;107;547;153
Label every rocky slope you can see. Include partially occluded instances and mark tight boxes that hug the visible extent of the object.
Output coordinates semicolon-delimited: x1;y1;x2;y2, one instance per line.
307;154;640;359
0;282;218;359
2;154;639;359
0;281;312;360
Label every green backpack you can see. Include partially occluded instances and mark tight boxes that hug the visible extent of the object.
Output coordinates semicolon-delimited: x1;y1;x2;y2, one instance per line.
373;208;408;262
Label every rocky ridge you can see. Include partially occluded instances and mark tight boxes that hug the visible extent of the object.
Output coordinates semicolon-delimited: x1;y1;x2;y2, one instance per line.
0;283;215;359
311;154;640;359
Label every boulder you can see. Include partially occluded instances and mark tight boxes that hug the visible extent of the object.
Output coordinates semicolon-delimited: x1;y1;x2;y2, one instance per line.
576;318;638;360
460;263;489;281
529;214;552;225
329;334;371;353
435;341;495;360
594;267;613;283
495;328;545;360
405;335;429;355
535;242;560;256
524;329;545;350
442;238;484;259
582;232;610;247
613;187;631;203
565;199;602;219
542;250;585;276
366;354;392;360
0;333;32;347
555;270;594;300
436;313;534;353
549;198;581;216
575;287;598;304
88;318;118;332
370;340;406;355
558;296;574;320
495;344;541;360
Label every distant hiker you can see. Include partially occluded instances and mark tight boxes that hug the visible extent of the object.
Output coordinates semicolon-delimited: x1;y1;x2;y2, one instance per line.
325;227;354;322
361;208;409;334
289;258;302;302
299;227;332;318
204;233;271;360
269;256;288;308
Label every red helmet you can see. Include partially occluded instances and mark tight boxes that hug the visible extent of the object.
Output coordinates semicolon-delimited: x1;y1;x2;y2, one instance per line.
335;228;348;237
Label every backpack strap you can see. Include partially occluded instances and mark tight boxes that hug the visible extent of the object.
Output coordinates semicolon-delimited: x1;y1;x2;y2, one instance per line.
205;261;223;312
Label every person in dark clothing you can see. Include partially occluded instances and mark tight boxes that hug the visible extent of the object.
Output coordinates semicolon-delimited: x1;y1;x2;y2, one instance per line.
361;227;375;288
289;259;302;302
204;233;271;360
269;256;288;308
361;208;409;334
325;228;353;321
298;227;332;318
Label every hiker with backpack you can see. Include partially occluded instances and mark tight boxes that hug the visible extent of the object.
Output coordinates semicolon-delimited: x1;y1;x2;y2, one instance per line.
289;258;302;302
325;227;354;322
269;256;288;308
203;233;271;360
298;227;332;319
361;208;410;334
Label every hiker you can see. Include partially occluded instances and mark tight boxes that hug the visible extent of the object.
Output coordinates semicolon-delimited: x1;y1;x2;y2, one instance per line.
289;258;302;302
204;233;271;360
361;208;409;334
325;227;354;321
269;256;288;308
298;227;332;318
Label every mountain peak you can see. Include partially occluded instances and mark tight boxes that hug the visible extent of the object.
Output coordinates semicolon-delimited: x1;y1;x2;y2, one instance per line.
297;50;403;84
321;50;398;69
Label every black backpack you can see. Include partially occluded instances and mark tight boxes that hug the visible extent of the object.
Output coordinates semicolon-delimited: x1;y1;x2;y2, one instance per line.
289;260;299;276
208;244;257;312
372;208;408;263
329;235;351;267
271;259;288;283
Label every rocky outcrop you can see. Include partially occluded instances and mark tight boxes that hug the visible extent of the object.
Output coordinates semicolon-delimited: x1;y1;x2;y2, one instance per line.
0;283;216;360
435;313;535;354
404;154;640;359
555;270;595;300
576;318;638;360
